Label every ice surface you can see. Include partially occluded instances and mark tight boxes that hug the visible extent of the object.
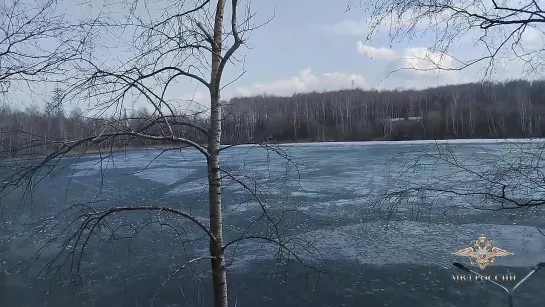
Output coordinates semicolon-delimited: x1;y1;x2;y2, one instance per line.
68;150;205;174
132;167;195;185
225;201;261;214
166;177;209;195
222;222;545;271
6;139;545;304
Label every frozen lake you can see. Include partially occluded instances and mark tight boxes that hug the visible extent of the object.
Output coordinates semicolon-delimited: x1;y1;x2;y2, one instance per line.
1;140;545;306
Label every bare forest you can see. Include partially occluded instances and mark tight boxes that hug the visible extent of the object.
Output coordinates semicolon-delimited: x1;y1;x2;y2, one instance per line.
2;79;545;159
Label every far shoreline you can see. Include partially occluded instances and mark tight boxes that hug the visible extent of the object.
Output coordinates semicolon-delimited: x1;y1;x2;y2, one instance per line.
242;137;545;147
220;137;545;150
2;137;545;163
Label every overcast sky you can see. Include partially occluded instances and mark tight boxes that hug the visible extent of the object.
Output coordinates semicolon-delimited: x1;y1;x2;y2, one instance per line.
218;0;539;93
4;0;545;114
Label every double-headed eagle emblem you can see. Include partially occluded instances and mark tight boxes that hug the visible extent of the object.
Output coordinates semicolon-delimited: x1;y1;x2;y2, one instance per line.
452;235;513;270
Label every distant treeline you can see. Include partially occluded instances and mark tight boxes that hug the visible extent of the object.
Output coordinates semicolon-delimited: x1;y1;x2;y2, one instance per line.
1;79;545;157
223;79;545;143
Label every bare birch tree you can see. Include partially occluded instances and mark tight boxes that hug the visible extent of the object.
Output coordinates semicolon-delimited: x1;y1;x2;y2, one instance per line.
0;1;325;306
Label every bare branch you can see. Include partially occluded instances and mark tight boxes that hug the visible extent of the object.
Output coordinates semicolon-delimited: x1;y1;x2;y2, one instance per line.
353;0;545;78
151;255;214;306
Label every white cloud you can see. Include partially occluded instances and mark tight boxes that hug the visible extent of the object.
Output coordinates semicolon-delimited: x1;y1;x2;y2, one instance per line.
354;43;460;86
173;69;366;104
233;68;366;97
389;47;461;86
401;47;455;72
356;42;398;60
356;42;456;72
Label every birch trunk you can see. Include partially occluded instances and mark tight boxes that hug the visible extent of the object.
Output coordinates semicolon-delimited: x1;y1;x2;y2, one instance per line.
209;0;228;306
